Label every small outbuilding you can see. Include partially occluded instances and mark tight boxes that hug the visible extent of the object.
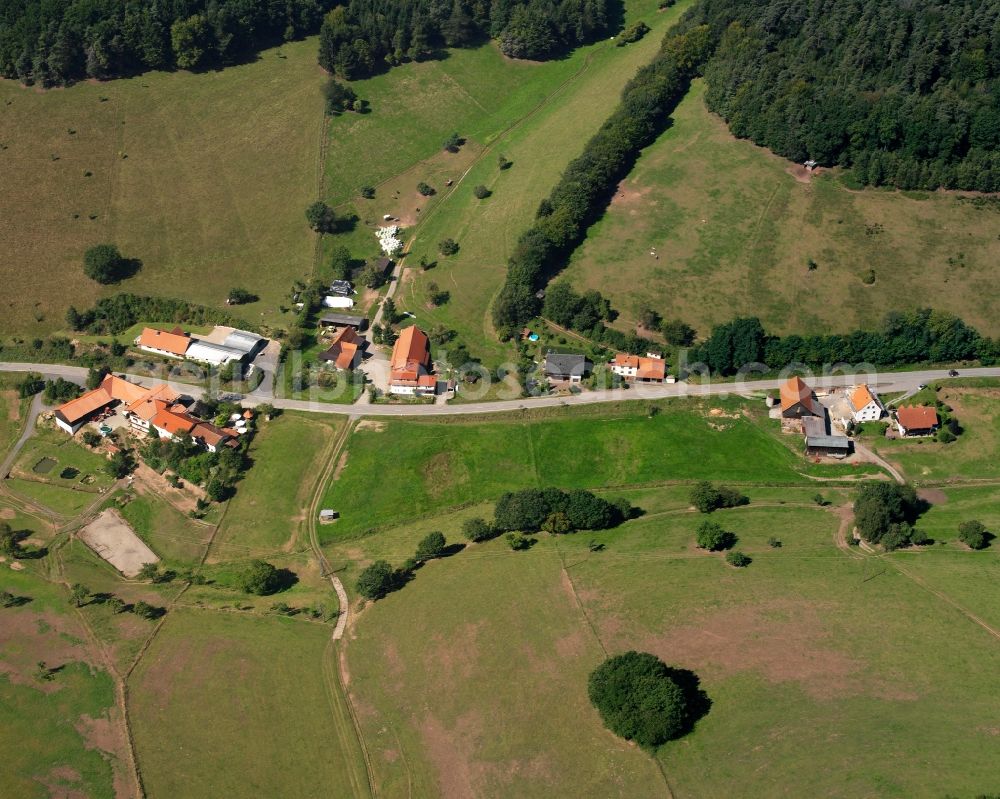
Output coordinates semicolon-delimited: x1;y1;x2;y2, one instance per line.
319;313;367;330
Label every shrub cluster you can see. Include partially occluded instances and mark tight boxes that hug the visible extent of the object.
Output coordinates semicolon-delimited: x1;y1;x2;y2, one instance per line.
853;483;927;551
689;481;748;513
66;294;257;336
493;488;631;534
491;24;712;337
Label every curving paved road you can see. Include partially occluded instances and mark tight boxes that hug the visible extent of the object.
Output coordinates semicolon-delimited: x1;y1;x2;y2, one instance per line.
3;362;999;418
0;393;45;478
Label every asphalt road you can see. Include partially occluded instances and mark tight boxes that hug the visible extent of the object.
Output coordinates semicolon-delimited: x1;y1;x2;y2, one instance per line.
3;362;998;418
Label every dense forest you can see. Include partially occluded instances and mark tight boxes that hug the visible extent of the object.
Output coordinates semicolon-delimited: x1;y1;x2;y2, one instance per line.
687;0;1000;191
0;0;335;85
318;0;617;79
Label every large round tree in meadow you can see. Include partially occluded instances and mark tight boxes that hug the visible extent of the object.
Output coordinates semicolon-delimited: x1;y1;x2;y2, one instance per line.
588;651;704;749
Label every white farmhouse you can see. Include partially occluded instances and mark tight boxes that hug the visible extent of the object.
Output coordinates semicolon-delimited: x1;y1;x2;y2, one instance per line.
849;384;885;423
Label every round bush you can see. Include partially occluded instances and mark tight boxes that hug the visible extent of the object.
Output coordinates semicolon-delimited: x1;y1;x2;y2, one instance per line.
588;651;692;748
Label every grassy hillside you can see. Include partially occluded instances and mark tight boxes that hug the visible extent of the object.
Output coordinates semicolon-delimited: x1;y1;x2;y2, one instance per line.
376;0;697;365
561;79;1000;340
0;37;325;336
336;495;1000;798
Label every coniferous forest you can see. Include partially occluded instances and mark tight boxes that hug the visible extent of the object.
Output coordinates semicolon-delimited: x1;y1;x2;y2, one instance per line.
689;0;1000;191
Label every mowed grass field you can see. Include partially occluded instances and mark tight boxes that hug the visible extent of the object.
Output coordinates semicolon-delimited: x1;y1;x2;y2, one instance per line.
321;398;877;540
334;493;1000;798
128;609;368;798
383;0;697;364
210;412;343;557
0;38;325;336
562;79;1000;338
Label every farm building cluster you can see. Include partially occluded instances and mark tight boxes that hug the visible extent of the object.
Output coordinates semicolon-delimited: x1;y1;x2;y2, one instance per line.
53;374;249;452
541;350;675;387
774;376;941;457
137;326;267;371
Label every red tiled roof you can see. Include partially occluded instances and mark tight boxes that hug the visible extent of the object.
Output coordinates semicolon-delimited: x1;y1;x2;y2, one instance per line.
780;376;822;415
55;374;157;425
152;409;197;437
897;405;939;430
390;326;430;381
138;327;190;357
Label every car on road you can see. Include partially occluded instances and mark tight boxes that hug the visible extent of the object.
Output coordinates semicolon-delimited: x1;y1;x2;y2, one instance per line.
948;369;960;377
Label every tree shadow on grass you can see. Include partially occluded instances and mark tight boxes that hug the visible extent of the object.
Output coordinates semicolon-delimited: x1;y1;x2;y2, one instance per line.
439;542;466;558
664;666;712;739
266;568;298;595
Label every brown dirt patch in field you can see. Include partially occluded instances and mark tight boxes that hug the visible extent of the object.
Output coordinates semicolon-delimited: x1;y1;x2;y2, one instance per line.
0;508;15;519
9;561;25;571
3;390;21;421
330;450;350;484
423;451;466;498
918;488;948;505
75;711;131;796
355;420;386;432
419;711;482;799
36;765;87;799
0;610;95;689
786;163;822;183
429;622;482;683
553;629;587;660
131;461;204;514
638;601;868;700
609;180;650;210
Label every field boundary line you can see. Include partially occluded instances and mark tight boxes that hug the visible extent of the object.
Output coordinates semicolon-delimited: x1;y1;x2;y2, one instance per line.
889;559;1000;642
554;540;607;657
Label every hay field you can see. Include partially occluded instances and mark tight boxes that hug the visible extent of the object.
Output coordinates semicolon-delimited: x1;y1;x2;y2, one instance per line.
562;79;1000;339
0;38;325;336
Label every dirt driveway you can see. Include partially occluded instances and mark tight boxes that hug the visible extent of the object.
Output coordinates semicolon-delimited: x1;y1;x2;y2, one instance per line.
78;509;158;577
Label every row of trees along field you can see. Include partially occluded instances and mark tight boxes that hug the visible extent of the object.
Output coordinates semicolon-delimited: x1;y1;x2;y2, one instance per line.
491;22;712;337
688;309;1000;376
0;0;337;85
318;0;617;79
688;0;1000;191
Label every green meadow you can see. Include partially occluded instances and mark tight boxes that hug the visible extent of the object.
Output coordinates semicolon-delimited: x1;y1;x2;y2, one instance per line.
561;79;1000;339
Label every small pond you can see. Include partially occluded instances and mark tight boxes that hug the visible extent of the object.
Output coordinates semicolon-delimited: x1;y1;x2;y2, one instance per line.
32;457;57;475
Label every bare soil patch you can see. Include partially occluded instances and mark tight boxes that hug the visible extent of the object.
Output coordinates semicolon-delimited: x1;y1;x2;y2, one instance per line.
609;179;650;209
75;711;131;798
3;390;21;422
355;420;386;432
0;610;95;689
918;487;949;505
131;461;205;515
419;712;481;799
78;509;158;578
638;601;870;700
36;765;87;799
0;507;15;519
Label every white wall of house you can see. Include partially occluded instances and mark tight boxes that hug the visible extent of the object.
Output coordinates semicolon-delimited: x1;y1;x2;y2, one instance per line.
611;364;637;378
55;417;80;435
138;345;185;360
853;400;884;422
